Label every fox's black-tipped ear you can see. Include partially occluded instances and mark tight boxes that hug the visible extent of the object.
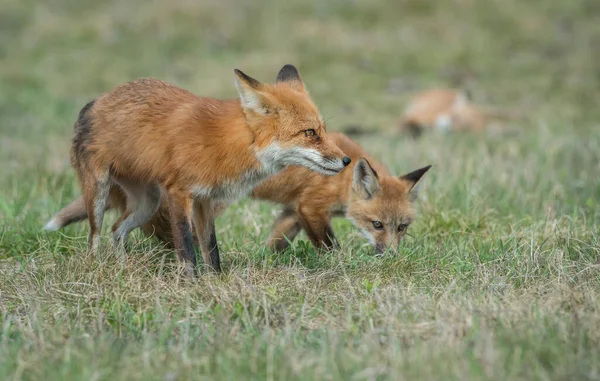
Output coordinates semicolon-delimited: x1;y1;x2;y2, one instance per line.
234;69;261;89
352;158;380;200
276;64;305;92
234;69;267;113
400;165;432;197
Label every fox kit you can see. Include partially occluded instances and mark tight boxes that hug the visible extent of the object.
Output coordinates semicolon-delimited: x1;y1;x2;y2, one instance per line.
58;64;350;276
251;132;431;254
399;88;517;137
47;133;429;255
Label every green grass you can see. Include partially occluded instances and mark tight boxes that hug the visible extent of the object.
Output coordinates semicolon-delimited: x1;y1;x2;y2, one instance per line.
1;0;599;380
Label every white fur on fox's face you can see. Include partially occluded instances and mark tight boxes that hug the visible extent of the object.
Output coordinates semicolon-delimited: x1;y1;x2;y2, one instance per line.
256;142;345;176
346;217;381;253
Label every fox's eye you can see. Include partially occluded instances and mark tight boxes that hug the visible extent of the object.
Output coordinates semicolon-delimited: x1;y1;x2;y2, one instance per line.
304;129;316;137
398;224;408;233
372;221;384;230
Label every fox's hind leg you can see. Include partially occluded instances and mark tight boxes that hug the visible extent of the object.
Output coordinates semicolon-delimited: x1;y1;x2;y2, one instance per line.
266;207;302;252
111;178;161;251
45;186;128;232
82;169;111;255
107;186;129;233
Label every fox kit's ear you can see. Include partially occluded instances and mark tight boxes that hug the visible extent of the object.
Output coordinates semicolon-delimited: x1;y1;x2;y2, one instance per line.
400;165;432;199
353;158;380;199
234;69;268;114
275;64;306;92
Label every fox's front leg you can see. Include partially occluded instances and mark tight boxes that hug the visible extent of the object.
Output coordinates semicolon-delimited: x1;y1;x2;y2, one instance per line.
167;190;198;278
192;200;221;272
296;205;339;252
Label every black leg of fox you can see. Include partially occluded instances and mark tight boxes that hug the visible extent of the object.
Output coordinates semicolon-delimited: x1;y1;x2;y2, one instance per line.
323;223;340;250
193;200;222;272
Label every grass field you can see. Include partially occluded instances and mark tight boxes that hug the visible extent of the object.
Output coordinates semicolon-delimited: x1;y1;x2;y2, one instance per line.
1;0;600;380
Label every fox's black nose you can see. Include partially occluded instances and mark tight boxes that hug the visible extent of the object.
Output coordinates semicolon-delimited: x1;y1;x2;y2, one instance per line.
342;156;352;166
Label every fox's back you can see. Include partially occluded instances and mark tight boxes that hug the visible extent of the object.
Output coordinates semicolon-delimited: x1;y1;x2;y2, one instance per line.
90;78;198;140
402;88;459;125
327;132;388;176
76;78;248;182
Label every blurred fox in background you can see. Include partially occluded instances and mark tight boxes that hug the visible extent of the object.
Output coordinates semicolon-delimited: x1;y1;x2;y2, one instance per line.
398;88;521;137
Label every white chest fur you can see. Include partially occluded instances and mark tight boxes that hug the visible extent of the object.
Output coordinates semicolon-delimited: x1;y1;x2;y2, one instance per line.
190;142;284;202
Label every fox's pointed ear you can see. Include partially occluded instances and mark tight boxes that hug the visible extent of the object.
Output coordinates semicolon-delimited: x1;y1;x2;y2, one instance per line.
275;64;306;92
353;158;380;200
234;69;268;114
400;165;432;199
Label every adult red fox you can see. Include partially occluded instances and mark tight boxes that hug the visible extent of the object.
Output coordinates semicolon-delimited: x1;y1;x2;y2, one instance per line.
47;133;430;256
54;65;351;276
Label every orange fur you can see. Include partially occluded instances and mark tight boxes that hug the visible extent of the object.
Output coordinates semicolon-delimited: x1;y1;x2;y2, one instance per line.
399;88;518;137
63;65;350;276
48;133;430;255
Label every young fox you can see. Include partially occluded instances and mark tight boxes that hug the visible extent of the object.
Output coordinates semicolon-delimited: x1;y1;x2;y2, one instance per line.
253;132;431;253
53;65;351;276
47;132;430;255
399;88;517;137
